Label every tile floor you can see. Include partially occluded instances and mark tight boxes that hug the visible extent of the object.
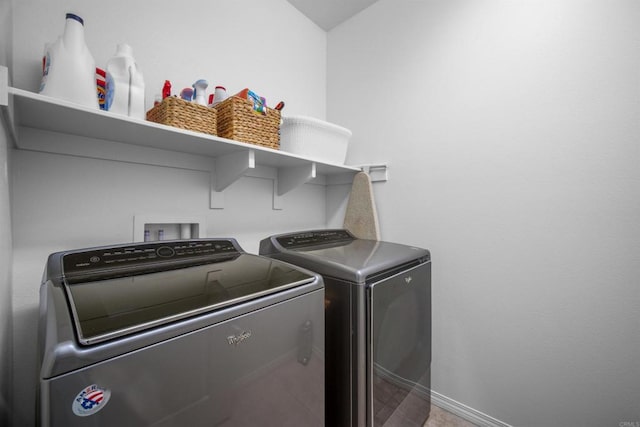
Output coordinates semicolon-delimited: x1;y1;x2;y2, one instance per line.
371;370;476;427
424;404;478;427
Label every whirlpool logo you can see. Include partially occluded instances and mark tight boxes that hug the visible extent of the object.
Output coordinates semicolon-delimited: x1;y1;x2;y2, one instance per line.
227;330;252;346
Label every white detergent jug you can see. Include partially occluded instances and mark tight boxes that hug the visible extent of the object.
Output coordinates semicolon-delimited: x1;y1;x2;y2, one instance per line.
39;13;99;109
106;43;145;119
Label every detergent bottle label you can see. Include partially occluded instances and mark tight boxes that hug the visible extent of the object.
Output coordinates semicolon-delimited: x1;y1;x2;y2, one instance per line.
39;51;51;93
96;68;107;110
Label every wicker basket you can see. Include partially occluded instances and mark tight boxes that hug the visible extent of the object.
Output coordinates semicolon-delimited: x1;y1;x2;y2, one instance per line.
216;96;280;149
146;97;217;136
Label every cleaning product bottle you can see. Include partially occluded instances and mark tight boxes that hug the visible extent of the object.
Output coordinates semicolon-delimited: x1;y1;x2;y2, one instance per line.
162;80;171;99
212;86;227;106
192;79;208;106
39;13;99;109
179;88;193;101
106;43;145;119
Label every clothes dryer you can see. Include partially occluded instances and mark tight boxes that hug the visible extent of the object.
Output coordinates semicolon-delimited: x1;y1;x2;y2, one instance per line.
260;229;431;427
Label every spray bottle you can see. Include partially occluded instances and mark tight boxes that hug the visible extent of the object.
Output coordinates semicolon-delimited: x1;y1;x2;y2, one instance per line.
193;80;208;106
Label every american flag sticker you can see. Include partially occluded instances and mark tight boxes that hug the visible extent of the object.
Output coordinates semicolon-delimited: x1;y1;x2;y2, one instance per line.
72;384;111;416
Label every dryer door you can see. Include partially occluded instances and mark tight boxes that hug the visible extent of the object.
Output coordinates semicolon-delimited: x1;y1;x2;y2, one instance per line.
369;262;431;426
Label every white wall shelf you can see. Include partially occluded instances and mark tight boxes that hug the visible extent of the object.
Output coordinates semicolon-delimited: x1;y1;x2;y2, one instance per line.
0;82;361;209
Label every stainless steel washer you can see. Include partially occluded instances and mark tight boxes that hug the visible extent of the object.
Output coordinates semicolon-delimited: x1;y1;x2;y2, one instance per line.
260;229;431;427
38;238;324;426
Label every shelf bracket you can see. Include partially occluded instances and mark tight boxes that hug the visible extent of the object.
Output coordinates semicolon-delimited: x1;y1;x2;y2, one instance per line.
210;150;255;209
356;163;388;182
273;162;317;210
277;162;316;196
0;66;17;146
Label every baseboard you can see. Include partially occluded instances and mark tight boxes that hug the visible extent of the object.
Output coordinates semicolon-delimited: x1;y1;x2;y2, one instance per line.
374;364;510;427
430;390;512;427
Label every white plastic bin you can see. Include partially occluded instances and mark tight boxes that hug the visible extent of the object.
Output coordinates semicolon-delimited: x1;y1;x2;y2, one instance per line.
280;116;352;164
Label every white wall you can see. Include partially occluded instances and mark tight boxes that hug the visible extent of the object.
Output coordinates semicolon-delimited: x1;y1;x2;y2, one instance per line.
12;0;327;119
328;0;640;426
0;0;13;424
9;1;328;425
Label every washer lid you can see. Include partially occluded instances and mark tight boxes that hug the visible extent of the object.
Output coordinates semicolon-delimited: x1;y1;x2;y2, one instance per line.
62;246;315;345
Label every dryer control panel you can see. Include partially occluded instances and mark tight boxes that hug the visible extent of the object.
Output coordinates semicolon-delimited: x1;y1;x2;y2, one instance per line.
275;229;354;249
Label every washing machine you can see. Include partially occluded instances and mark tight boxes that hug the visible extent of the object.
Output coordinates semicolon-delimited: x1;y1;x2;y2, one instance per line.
38;238;324;426
260;229;431;427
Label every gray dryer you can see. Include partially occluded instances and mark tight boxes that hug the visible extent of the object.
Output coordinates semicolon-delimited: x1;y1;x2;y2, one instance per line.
260;229;431;427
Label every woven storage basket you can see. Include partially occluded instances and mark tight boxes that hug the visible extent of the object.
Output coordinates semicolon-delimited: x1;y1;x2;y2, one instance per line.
146;96;217;136
216;96;280;149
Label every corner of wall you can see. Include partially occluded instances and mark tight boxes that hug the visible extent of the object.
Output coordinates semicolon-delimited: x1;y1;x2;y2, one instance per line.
0;0;13;77
0;104;14;427
0;3;14;424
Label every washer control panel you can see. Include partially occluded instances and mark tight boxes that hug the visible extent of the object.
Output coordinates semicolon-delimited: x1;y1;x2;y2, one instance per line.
62;239;240;274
